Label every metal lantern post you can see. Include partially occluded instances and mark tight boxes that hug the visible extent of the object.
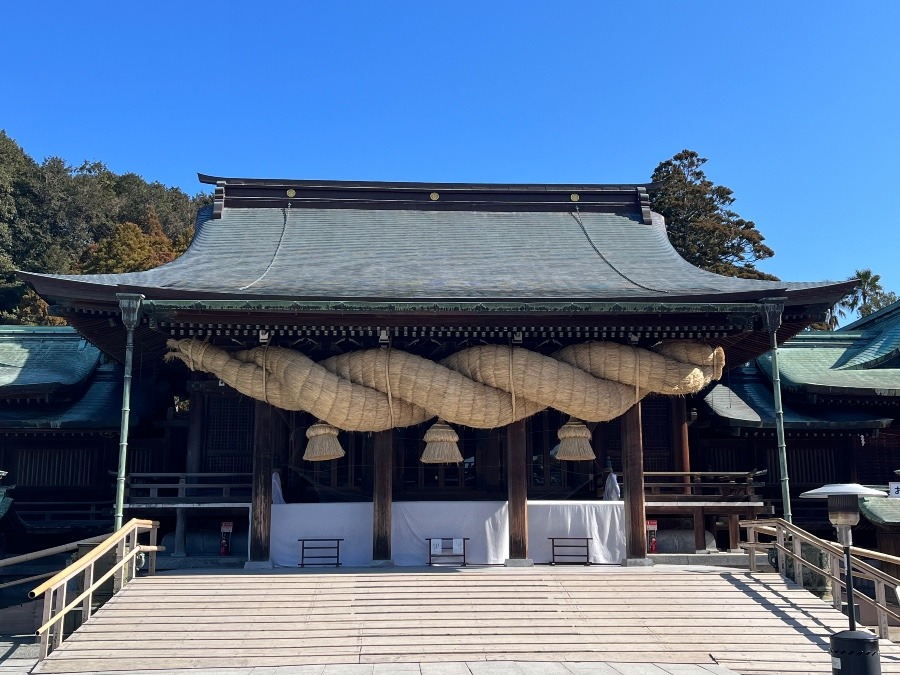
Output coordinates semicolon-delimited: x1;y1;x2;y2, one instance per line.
800;483;886;674
114;293;144;530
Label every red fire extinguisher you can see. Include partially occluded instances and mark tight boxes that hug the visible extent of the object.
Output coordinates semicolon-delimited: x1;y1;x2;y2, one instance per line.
220;535;229;556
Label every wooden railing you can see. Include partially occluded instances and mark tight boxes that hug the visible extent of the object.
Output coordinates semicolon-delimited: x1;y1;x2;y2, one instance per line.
29;518;163;660
126;472;252;504
743;518;900;638
644;470;766;499
644;471;769;552
13;501;112;527
0;532;108;591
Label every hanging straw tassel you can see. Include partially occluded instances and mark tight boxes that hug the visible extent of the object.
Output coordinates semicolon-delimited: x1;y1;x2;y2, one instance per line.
303;421;345;461
421;420;463;464
555;418;595;461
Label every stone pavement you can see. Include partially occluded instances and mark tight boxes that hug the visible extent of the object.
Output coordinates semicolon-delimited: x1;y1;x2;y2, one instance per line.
0;637;40;675
5;662;737;675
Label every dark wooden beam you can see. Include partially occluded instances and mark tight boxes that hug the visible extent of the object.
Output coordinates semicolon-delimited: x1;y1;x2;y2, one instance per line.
373;430;393;562
670;397;691;492
621;403;647;561
506;420;529;561
250;401;277;562
185;390;205;474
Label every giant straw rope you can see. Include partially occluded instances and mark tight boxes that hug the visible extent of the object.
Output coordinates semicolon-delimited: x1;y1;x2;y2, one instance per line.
165;339;724;431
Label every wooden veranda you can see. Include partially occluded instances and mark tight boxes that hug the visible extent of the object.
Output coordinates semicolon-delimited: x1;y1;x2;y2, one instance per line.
32;566;900;675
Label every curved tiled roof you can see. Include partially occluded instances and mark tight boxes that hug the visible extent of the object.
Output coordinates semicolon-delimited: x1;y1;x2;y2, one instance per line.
756;301;900;398
702;365;892;431
0;326;100;400
20;185;849;306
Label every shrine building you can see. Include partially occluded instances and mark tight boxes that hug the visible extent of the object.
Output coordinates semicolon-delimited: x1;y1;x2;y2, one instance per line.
18;177;854;566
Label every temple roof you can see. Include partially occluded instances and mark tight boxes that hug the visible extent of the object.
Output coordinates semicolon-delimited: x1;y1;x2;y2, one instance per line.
0;326;100;401
756;301;900;400
0;363;129;430
20;177;850;307
860;496;900;528
701;365;892;433
0;327;167;431
17;177;856;367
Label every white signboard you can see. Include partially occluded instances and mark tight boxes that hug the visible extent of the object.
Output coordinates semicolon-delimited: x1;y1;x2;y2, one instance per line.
889;483;900;499
430;539;442;555
452;538;464;555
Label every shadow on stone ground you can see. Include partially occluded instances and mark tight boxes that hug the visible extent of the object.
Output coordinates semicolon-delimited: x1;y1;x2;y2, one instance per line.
0;635;39;674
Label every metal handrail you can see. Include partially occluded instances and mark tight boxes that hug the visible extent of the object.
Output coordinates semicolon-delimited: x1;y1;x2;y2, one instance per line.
29;517;163;660
743;518;900;638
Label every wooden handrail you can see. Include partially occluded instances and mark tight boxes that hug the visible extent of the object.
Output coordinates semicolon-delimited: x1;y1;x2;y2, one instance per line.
749;518;900;591
742;517;900;638
645;470;766;478
0;571;55;591
34;544;163;638
128;472;252;479
29;518;154;599
28;517;160;660
0;533;108;569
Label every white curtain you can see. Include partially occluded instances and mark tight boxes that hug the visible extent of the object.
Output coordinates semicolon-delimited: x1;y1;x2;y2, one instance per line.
270;500;625;567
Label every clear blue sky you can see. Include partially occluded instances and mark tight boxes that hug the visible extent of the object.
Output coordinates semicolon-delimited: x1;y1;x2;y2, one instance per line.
3;1;898;295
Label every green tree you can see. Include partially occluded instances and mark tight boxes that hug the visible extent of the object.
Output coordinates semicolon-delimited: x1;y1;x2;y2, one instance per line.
844;269;884;318
865;290;899;316
0;131;211;323
83;221;155;274
820;269;898;327
145;206;175;268
172;226;194;257
650;150;777;280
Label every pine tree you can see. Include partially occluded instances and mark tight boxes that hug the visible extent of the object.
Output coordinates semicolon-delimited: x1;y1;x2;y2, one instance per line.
651;150;777;280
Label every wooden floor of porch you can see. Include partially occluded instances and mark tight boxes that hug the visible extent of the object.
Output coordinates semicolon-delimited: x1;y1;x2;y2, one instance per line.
33;565;900;675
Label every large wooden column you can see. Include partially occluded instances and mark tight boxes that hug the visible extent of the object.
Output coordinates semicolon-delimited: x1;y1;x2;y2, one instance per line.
506;420;531;564
249;400;280;565
670;397;691;492
621;402;650;564
372;430;394;563
174;389;206;557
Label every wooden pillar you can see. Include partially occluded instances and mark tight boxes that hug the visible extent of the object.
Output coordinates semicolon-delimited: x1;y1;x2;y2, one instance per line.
621;402;648;562
506;420;530;563
670;397;691;492
175;389;206;557
185;390;205;474
373;430;394;562
172;508;187;557
250;401;276;563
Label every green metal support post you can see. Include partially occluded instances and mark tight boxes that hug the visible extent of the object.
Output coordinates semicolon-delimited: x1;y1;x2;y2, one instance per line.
114;293;144;530
762;298;791;524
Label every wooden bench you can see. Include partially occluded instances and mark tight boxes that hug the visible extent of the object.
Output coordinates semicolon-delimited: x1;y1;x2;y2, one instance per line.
298;538;343;567
548;537;592;565
426;538;469;566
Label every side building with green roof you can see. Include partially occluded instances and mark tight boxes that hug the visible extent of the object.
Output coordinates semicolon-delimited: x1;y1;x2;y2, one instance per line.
698;300;900;536
0;326;174;551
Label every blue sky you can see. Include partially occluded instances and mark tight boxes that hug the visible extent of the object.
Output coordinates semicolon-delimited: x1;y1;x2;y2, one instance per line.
3;2;898;296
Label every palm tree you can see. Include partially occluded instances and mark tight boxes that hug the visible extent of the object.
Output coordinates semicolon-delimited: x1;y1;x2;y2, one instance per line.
844;269;884;318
